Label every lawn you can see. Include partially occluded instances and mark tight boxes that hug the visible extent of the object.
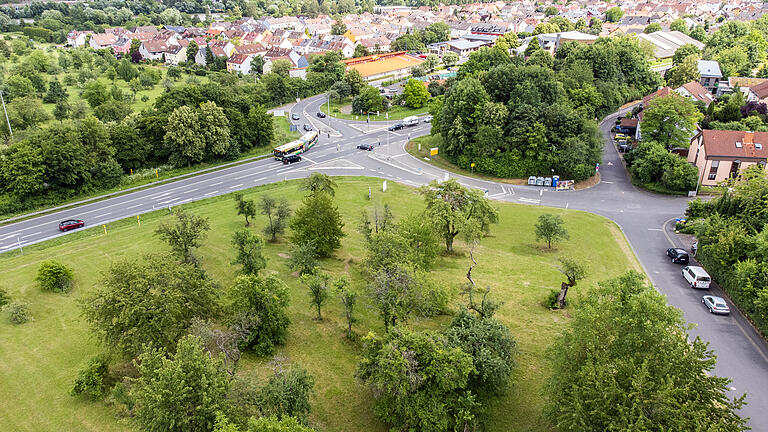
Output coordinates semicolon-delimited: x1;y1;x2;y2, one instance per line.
0;177;640;432
323;97;433;121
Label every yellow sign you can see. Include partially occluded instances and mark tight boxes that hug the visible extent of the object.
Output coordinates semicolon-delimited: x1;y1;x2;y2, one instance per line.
471;162;475;167
430;147;438;156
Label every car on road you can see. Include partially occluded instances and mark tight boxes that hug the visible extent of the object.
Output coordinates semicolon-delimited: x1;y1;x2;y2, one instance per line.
59;219;85;231
423;115;433;123
615;133;631;141
357;143;374;151
291;113;300;120
303;123;313;131
682;265;712;289
666;247;689;264
282;154;301;164
702;295;730;315
388;123;404;131
316;112;326;118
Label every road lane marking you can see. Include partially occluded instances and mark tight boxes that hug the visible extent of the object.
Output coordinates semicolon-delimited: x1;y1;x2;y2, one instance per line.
518;198;540;204
254;177;268;182
229;184;244;189
302;156;316;164
210;181;223;186
235;174;251;180
647;228;663;231
126;204;142;209
183;188;199;194
151;191;171;199
21;231;42;239
158;198;180;204
94;213;112;218
204;190;219;196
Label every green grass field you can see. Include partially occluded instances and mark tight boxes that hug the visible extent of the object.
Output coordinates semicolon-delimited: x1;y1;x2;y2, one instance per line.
0;178;640;431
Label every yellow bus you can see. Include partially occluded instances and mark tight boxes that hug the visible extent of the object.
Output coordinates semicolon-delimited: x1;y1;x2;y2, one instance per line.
273;131;319;160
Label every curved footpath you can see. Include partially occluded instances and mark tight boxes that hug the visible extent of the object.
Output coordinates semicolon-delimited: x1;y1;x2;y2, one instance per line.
2;94;767;427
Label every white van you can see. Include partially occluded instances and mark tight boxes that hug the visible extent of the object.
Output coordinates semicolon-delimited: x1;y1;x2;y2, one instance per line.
682;266;711;289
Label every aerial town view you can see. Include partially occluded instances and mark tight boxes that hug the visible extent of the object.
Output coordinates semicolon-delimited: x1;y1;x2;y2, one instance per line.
1;0;768;430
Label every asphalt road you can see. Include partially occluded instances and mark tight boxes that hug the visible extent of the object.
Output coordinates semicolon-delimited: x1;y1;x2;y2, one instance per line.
2;94;767;427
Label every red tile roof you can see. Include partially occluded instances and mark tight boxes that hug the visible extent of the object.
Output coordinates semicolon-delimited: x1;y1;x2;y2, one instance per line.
750;80;768;99
701;129;768;159
642;86;672;107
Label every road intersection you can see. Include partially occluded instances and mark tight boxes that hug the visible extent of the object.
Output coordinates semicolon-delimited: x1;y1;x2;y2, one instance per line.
2;94;767;427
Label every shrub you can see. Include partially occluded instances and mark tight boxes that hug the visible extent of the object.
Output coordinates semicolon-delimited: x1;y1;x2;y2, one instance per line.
35;260;74;293
0;286;9;307
545;289;561;309
71;354;110;399
3;301;32;324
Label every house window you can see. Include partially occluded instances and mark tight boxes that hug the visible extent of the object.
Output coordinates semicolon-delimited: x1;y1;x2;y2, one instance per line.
730;160;741;178
708;160;719;180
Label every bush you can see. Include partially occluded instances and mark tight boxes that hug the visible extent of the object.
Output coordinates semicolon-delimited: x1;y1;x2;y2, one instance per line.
71;354;110;399
0;286;9;307
545;289;560;309
3;301;32;324
35;260;74;293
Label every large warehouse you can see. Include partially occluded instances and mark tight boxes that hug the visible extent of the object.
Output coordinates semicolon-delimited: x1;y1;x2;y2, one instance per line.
342;51;425;81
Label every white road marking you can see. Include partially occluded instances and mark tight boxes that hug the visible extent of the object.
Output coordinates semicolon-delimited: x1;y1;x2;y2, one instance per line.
518;198;540;204
254;177;268;182
21;231;42;239
602;181;614;184
210;181;223;186
229;184;244;189
183;188;199;194
204;190;219;196
151;191;171;199
94;212;112;218
126;204;142;209
647;228;663;231
301;156;317;164
158;198;180;204
235;174;251;180
565;202;569;209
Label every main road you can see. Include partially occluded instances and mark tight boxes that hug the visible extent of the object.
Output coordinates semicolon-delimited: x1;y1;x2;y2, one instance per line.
2;94;767;427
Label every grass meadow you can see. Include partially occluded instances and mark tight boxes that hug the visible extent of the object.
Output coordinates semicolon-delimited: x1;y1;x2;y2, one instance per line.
0;177;640;431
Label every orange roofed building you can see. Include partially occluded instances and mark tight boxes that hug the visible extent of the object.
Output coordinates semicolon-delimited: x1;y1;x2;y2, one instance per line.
342;51;424;81
689;130;768;186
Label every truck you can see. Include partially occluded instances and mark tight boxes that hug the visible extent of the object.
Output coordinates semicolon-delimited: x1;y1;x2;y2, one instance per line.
403;116;419;127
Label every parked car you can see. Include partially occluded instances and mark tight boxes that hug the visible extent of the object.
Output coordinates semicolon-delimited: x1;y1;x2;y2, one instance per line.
666;247;689;264
316;112;326;118
388;123;404;131
702;295;730;315
615;133;631;141
282;154;302;164
357;143;374;151
291;113;300;120
682;265;712;289
59;219;85;231
303;123;313;131
618;143;630;153
423;115;433;123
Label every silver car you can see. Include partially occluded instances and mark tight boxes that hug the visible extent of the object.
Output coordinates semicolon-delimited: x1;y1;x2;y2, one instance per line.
702;295;730;315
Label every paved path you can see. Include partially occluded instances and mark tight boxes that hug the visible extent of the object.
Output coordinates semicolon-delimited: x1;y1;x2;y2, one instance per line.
2;94;767;427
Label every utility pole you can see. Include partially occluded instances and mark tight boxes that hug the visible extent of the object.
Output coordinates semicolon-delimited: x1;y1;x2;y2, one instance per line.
0;90;12;138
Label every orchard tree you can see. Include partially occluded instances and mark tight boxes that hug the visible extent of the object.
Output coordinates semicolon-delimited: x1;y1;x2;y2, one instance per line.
231;229;267;276
259;195;292;242
544;271;748;430
234;193;257;226
288;241;319;277
334;277;357;339
535;213;569;249
357;328;476;432
80;253;218;358
553;256;587;308
420;179;498;252
154;209;211;264
229;275;290;355
402;78;431;109
445;308;517;395
290;192;345;258
640;93;702;149
131;335;230;432
302;272;330;320
258;364;315;424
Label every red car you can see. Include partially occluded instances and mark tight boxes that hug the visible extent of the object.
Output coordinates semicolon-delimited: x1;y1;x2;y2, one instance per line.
59;219;85;231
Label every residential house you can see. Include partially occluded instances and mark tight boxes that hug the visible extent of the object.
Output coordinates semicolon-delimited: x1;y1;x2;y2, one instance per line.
140;40;170;61
66;30;93;47
89;33;118;50
226;53;254;73
746;80;768;103
446;39;488;57
675;81;714;106
112;37;132;56
164;45;187;65
235;43;267;56
688;130;768;186
194;46;208;66
698;60;722;93
208;40;236;57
